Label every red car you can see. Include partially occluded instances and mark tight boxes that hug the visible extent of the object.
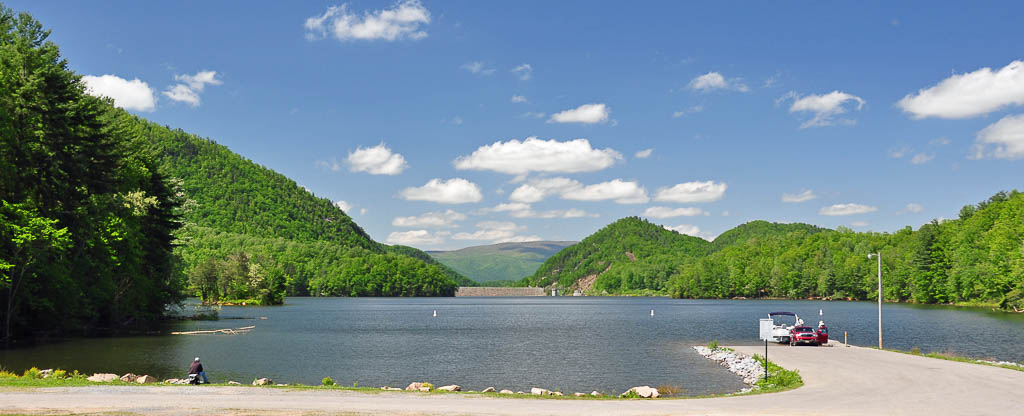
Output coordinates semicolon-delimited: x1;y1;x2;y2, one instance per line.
789;326;819;346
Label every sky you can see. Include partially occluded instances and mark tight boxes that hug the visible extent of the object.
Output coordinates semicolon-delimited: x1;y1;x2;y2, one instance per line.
10;1;1024;250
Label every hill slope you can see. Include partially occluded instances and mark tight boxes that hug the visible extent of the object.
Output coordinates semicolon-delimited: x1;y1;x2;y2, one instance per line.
521;217;711;293
131;117;470;298
428;241;576;283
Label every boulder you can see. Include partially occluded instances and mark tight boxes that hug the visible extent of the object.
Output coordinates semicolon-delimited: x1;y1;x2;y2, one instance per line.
40;369;54;379
120;373;138;383
87;373;118;382
275;384;289;386
515;391;525;395
552;391;564;396
136;375;157;384
499;389;514;394
481;387;496;393
530;387;550;395
253;377;272;386
228;381;241;385
590;391;601;396
574;392;587;397
405;382;433;391
621;386;660;398
437;384;461;392
164;379;180;384
380;386;402;391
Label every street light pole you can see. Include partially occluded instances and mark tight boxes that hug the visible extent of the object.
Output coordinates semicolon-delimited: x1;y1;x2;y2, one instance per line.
868;252;882;349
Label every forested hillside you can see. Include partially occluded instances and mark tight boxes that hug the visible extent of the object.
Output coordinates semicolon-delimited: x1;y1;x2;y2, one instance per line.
525;192;1024;310
428;241;576;283
1;9;182;340
520;218;711;293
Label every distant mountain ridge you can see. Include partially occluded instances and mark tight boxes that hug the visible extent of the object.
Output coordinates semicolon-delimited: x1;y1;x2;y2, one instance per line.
428;241;576;283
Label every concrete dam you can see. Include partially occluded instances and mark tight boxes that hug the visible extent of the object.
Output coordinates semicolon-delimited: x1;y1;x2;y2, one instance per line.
454;287;547;297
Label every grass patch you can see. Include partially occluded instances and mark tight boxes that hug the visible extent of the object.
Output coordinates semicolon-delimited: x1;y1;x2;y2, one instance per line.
886;347;1024;372
739;354;803;395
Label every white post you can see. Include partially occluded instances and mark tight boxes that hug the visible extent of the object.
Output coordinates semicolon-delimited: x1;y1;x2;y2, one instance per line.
877;252;882;349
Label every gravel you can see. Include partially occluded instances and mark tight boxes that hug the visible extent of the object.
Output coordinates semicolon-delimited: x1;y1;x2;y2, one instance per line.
692;346;765;387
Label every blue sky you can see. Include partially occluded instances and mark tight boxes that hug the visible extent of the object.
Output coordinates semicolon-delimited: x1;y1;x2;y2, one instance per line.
12;1;1024;249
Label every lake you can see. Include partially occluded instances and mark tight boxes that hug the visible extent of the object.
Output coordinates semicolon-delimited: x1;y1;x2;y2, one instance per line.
2;297;1023;395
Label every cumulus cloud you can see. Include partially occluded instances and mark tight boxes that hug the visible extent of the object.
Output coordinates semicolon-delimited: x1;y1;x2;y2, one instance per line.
452;221;540;243
548;103;610;124
819;203;878;216
654;181;727;203
688;72;749;92
386;229;446;246
473;203;595;219
663;224;715;240
163;70;222;106
888;146;911;159
778;90;865;128
334;200;352;212
904;203;924;213
850;221;870;228
781;189;816;203
304;0;430;42
511;95;527;103
392;209;466;228
346;142;408;175
971;114;1024;160
898;60;1024;119
512;63;532;80
642;206;704;218
634;148;653;159
461;61;495;75
561;179;649;204
672;105;704;118
454;137;622;174
508;177;581;203
400;178;483;204
930;137;952;146
81;74;156;112
911;153;935;164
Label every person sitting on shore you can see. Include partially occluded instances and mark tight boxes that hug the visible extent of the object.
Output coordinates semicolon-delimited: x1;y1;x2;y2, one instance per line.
189;357;208;384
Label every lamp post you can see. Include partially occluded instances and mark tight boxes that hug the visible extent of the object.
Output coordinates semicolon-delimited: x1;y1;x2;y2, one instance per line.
867;252;882;349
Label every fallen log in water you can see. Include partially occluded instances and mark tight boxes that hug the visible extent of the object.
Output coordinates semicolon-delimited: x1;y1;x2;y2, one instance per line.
171;325;255;335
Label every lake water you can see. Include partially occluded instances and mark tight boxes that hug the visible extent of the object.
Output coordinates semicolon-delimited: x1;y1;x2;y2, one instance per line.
3;297;1023;395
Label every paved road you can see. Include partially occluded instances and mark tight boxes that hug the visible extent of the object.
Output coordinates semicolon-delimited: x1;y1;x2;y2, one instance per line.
3;343;1023;415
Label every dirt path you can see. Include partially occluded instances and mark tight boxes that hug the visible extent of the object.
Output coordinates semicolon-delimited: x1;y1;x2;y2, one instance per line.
3;343;1022;415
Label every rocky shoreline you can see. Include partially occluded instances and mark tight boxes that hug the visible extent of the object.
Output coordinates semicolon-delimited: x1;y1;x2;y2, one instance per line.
692;346;765;392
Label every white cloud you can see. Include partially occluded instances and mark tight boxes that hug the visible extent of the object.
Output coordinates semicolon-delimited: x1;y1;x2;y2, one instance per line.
688;72;749;92
654;181;727;203
454;137;622;174
462;61;495;76
163;70;222;107
778;90;865;128
888;146;911;159
392;209;466;228
400;178;483;204
781;189;817;203
347;142;408;175
508;177;581;203
304;0;430;42
386;229;446;246
634;148;653;159
850;221;870;228
911;153;934;164
930;137;952;146
548;103;610;124
512;63;532;80
905;203;924;213
521;111;546;119
511;95;527;103
360;208;367;215
511;208;595;219
81;74;156;112
561;179;649;204
643;206;704;218
662;224;715;240
819;203;878;216
672;104;704;118
898;60;1024;119
972;114;1024;159
334;200;352;212
452;221;539;243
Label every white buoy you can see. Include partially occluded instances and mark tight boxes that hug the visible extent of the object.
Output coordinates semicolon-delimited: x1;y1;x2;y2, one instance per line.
433;310;437;317
650;309;654;317
819;309;823;316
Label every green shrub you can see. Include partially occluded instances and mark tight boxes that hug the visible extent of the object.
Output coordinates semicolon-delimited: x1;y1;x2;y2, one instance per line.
321;377;334;386
707;340;719;350
22;367;42;379
619;389;641;399
52;369;67;379
910;346;921;355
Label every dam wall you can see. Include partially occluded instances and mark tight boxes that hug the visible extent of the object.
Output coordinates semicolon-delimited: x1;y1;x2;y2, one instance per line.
455;287;547;297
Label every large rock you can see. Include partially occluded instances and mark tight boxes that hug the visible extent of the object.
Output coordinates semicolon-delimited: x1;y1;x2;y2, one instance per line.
590;391;601;396
551;391;564;396
499;389;514;394
136;375;157;384
87;373;118;382
621;386;660;398
405;382;433;391
40;369;54;379
381;386;402;391
253;377;272;386
164;379;181;384
120;373;138;383
574;392;587;397
530;387;550;395
437;384;461;392
481;387;496;393
228;381;241;385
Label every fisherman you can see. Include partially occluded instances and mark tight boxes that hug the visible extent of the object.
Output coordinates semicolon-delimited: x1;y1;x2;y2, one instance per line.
188;357;208;384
